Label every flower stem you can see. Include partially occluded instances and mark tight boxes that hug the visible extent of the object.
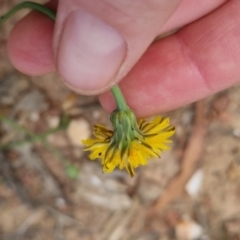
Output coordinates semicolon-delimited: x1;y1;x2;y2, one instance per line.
111;85;129;111
0;1;56;24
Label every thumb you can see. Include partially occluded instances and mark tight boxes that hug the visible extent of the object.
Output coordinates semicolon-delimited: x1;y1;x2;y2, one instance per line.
54;0;180;94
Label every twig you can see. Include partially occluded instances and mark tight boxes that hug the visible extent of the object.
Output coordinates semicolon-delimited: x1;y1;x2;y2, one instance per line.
0;114;60;148
99;199;139;240
108;200;139;240
48;206;80;225
149;101;207;214
14;208;46;236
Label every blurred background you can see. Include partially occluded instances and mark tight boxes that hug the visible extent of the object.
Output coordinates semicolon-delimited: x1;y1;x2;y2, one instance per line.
1;1;240;240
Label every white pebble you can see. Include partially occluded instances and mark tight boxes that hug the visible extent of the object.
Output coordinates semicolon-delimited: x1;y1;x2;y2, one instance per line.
67;118;91;146
175;216;204;240
185;170;203;197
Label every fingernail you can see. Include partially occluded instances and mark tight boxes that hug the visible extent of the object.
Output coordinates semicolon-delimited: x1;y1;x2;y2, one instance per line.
57;9;126;92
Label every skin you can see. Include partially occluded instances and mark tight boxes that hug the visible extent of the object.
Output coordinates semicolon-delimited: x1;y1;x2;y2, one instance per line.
7;0;240;117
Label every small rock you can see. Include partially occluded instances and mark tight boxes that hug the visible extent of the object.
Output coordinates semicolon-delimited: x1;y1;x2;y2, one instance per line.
47;133;69;147
92;110;101;119
181;110;194;125
29;112;40;122
224;218;240;236
175;216;204;240
185;170;204;197
82;190;131;210
89;175;103;187
137;181;161;205
104;178;127;193
73;148;83;158
15;90;48;113
0;74;29;106
62;93;78;111
47;116;60;128
226;159;240;180
233;129;240;138
55;197;67;210
67;118;91;146
75;164;131;210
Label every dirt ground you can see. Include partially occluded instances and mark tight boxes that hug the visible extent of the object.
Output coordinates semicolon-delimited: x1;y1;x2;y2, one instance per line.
1;1;240;240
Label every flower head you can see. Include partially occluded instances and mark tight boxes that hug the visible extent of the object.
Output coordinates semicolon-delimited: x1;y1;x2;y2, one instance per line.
82;108;175;177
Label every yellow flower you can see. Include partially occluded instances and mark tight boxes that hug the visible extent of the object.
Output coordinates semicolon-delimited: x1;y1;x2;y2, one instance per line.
82;109;175;177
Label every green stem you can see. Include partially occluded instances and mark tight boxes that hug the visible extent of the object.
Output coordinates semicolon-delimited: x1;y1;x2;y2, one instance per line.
0;114;68;164
111;85;128;111
0;114;33;136
0;1;56;24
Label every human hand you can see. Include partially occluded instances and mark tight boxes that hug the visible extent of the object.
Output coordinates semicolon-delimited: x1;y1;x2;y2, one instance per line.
7;0;240;117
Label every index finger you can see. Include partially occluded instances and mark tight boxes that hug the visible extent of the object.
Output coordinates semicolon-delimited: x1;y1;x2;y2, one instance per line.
100;0;240;117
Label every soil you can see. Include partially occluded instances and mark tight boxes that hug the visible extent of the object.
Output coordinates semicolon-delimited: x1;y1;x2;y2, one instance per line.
1;1;240;240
